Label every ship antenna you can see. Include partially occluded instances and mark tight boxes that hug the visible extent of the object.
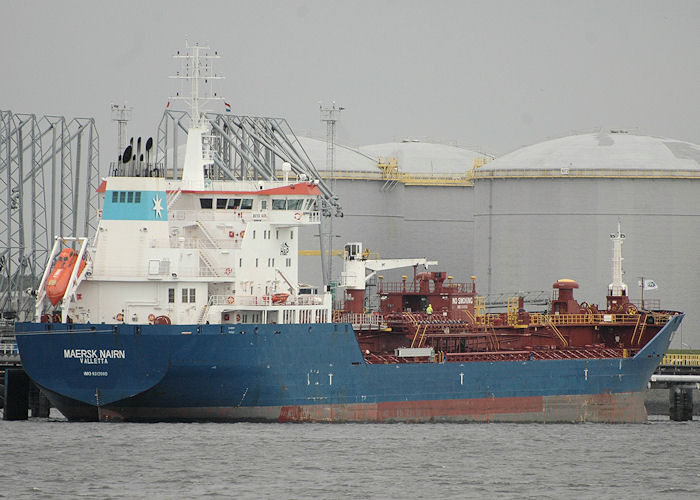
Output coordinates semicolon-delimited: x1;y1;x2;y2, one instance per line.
169;41;224;127
608;219;627;296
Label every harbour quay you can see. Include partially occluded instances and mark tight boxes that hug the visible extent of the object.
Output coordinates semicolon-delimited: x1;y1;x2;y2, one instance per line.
645;353;700;421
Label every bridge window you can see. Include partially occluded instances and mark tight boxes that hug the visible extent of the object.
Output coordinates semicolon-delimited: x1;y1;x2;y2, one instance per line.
216;199;227;209
288;199;303;210
240;199;253;209
261;200;267;210
168;288;175;303
200;198;213;209
272;199;286;210
111;191;143;203
227;198;241;209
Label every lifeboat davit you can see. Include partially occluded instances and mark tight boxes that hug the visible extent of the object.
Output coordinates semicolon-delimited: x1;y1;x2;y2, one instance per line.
46;248;86;306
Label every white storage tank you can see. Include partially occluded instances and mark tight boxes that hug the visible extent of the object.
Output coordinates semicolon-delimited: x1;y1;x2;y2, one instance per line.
471;131;700;347
298;137;488;287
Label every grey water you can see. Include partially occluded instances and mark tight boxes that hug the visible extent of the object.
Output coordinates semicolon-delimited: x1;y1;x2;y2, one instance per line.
1;414;699;499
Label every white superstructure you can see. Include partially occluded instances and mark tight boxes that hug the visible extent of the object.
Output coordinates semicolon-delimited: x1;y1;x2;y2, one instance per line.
34;44;332;326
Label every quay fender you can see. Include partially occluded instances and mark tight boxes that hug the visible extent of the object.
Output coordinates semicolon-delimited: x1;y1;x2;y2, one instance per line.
16;330;170;406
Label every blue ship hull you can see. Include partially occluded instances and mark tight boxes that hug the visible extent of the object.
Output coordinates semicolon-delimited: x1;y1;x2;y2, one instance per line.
14;315;683;423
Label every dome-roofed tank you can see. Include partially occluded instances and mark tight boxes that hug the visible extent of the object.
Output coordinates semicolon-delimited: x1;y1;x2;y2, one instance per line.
360;140;485;173
299;136;489;293
478;131;700;173
472;131;700;347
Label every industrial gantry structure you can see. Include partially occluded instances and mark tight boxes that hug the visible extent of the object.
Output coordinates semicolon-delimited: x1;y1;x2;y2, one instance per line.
154;108;342;284
0;110;99;321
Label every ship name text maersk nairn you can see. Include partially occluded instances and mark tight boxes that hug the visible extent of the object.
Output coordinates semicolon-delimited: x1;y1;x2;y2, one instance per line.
15;43;683;423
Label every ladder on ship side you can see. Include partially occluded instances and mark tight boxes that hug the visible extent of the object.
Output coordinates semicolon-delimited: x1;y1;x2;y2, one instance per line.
458;310;501;350
411;323;429;348
402;312;425;348
167;188;182;209
631;314;649;346
545;318;569;347
197;303;211;324
196;221;222;277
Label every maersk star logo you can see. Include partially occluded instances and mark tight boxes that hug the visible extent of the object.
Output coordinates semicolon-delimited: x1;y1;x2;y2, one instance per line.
152;195;164;218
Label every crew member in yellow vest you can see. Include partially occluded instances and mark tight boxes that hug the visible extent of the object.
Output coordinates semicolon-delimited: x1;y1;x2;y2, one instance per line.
426;304;433;316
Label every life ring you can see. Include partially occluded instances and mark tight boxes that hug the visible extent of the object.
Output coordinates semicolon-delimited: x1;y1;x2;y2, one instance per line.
225;267;232;275
227;296;235;304
116;312;124;322
235;314;241;322
229;231;235;238
154;315;171;325
148;313;156;322
294;212;302;221
239;230;245;238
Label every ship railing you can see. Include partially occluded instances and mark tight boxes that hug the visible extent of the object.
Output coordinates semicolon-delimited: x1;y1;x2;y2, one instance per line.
316;169;475;187
334;312;385;328
0;341;19;356
378;281;472;294
632;299;662;310
109;161;165;178
209;294;325;307
169;209;247;222
661;353;700;366
472;167;700;180
91;263;236;279
475;311;664;327
168;209;321;224
147;237;243;250
442;347;632;363
543;312;667;326
363;347;637;364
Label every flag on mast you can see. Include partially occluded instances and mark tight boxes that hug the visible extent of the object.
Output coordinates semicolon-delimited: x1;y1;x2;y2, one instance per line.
224;102;231;113
639;279;658;290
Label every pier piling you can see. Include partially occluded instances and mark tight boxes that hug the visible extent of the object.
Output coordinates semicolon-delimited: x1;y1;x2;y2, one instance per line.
669;386;694;422
3;369;29;420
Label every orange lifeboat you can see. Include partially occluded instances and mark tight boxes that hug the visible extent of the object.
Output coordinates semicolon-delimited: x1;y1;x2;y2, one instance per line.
46;248;86;306
271;293;289;304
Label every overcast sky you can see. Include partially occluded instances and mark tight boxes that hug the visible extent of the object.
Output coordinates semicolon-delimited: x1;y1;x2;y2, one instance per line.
2;0;698;161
